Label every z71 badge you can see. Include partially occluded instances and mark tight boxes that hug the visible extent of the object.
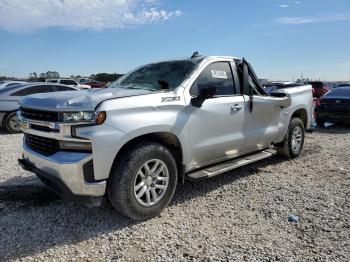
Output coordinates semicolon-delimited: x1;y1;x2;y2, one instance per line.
161;96;181;102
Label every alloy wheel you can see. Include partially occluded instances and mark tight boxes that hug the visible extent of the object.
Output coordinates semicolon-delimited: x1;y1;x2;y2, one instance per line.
133;159;169;206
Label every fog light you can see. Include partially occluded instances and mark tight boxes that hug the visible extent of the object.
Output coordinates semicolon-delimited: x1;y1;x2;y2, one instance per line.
59;141;92;151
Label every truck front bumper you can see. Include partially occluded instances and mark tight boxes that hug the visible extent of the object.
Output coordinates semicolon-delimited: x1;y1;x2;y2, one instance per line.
18;143;106;206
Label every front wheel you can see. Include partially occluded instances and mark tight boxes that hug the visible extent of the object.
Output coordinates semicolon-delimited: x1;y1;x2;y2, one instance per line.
277;118;305;158
4;112;21;134
108;142;178;220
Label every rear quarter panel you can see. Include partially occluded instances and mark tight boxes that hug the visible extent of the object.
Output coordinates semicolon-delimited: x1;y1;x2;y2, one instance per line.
275;85;313;142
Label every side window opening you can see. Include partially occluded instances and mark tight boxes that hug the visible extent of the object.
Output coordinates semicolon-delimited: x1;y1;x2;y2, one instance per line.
236;59;267;96
248;75;261;95
60;80;77;86
56;85;75;91
190;62;236;97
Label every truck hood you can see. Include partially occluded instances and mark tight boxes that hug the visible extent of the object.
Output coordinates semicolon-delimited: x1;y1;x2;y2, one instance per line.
20;87;153;111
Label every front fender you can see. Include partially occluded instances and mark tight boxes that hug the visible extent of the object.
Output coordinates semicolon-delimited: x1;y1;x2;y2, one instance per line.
76;123;190;181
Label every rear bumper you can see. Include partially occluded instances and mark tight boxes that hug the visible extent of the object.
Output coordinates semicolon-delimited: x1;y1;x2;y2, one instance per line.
317;112;350;123
19;142;106;206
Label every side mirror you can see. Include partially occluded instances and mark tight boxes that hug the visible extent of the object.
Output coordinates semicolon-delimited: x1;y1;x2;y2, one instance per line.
198;85;217;99
191;85;217;108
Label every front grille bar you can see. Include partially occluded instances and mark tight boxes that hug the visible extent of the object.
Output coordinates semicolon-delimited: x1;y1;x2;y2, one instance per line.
20;107;60;122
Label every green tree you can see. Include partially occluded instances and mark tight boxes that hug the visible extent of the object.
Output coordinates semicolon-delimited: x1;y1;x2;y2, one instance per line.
29;72;38;80
93;73;123;83
45;71;60;79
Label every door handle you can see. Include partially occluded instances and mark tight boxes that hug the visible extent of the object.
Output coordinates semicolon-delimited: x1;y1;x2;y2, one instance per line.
231;105;242;111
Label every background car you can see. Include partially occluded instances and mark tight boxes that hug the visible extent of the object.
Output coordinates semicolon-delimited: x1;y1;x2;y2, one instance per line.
84;81;106;88
0;81;27;89
309;81;336;98
316;86;350;126
263;82;303;93
78;78;92;84
337;83;350;88
46;79;91;89
0;83;77;133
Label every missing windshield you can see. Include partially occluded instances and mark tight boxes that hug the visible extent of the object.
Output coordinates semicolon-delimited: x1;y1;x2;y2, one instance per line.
109;60;202;91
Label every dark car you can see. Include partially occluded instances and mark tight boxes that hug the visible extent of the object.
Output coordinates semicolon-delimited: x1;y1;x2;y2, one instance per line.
337;83;350;88
309;81;336;98
316;86;350;126
0;83;77;133
84;81;106;88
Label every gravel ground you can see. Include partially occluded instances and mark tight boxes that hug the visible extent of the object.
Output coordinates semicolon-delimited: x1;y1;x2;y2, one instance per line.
0;127;349;261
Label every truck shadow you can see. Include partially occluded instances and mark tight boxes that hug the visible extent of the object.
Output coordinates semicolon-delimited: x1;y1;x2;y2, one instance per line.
0;155;288;260
0;127;11;135
0;127;23;136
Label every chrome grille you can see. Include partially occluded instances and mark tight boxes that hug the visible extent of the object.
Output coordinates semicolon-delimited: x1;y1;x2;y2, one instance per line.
20;107;59;122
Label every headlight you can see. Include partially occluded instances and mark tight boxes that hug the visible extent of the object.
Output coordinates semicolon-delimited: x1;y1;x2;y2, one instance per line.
61;111;106;124
62;111;96;122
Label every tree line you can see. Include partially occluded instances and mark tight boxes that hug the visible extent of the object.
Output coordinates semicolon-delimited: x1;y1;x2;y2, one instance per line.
27;71;123;83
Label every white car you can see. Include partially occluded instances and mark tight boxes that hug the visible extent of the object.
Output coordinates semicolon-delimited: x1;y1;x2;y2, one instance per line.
0;81;27;89
46;79;91;89
78;78;92;84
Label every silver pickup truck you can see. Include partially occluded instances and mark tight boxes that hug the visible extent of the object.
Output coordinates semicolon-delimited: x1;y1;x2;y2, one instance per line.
18;54;314;220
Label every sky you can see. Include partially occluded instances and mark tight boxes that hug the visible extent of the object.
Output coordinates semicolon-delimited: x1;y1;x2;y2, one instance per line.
0;0;349;81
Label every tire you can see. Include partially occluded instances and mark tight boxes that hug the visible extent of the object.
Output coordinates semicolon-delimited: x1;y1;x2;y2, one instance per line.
4;111;21;134
108;142;178;220
277;118;305;158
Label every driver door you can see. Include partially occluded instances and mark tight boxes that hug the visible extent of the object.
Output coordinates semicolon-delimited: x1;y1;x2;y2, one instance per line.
187;62;247;170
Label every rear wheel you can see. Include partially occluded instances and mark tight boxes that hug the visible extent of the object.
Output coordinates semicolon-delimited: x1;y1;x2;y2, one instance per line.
108;142;178;220
4;112;21;134
277;118;305;158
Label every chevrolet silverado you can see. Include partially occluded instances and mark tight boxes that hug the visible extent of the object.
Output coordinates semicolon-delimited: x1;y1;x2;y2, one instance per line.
18;53;314;220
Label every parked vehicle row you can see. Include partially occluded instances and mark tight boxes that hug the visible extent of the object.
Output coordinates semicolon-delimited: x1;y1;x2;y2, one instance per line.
309;81;337;98
264;81;349;99
0;80;27;89
337;83;350;88
46;79;91;89
0;78;109;133
315;85;350;125
0;83;77;133
84;81;106;88
264;81;350;126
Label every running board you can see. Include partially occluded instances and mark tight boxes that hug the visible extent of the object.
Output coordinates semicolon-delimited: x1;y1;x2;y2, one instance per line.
186;149;277;181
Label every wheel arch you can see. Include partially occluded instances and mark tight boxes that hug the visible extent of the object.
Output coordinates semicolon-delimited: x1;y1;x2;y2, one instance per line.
2;110;19;129
290;107;308;128
110;131;185;181
2;110;12;126
274;107;308;146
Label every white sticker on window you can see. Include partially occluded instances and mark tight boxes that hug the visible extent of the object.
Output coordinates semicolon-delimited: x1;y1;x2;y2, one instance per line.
211;70;227;79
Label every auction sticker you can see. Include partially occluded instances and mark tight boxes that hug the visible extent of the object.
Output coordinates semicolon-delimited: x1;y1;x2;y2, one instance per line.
211;70;227;79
